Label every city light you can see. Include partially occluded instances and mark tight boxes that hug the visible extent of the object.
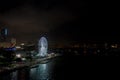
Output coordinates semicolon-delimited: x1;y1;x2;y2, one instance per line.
111;44;117;48
20;43;25;46
21;58;26;61
16;54;21;58
38;37;48;57
15;46;21;49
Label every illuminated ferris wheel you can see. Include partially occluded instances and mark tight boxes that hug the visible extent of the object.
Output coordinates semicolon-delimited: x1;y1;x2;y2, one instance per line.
38;37;48;57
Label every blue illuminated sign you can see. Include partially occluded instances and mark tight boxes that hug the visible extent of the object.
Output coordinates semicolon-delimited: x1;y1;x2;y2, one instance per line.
4;47;16;51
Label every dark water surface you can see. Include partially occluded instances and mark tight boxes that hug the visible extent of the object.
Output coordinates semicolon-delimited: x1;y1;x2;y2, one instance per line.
0;55;119;80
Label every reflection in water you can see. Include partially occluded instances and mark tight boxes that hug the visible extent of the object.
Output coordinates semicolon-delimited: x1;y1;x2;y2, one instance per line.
11;71;17;80
30;62;54;80
42;64;47;70
0;56;116;80
0;59;56;80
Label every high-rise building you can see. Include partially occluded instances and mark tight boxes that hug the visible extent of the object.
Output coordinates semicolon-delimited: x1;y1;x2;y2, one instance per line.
0;27;8;41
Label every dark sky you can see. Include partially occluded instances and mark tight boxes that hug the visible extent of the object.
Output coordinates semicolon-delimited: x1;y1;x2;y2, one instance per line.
0;0;118;44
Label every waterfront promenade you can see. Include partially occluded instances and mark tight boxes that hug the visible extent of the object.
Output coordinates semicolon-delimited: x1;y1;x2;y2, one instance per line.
0;53;60;74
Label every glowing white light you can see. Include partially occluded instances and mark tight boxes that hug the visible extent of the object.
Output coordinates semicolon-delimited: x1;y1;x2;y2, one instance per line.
5;29;8;35
16;54;21;58
15;46;21;49
21;58;26;61
38;37;48;57
21;43;24;46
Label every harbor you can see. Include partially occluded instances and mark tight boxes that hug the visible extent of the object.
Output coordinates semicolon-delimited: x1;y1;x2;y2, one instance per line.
0;53;60;74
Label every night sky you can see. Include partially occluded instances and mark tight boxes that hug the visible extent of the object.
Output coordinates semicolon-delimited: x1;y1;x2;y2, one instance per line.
0;0;118;44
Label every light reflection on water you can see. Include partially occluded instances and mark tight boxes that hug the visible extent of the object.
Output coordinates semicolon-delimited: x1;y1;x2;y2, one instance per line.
11;71;17;80
30;63;53;80
0;56;118;80
0;59;56;80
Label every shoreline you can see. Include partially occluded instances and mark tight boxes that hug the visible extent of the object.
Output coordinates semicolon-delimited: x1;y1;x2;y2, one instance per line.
0;53;60;74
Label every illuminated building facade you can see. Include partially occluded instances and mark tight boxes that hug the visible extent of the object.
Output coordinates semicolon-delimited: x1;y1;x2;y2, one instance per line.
0;27;8;41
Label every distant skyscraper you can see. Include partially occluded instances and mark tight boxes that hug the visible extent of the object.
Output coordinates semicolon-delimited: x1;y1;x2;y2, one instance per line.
0;27;8;41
